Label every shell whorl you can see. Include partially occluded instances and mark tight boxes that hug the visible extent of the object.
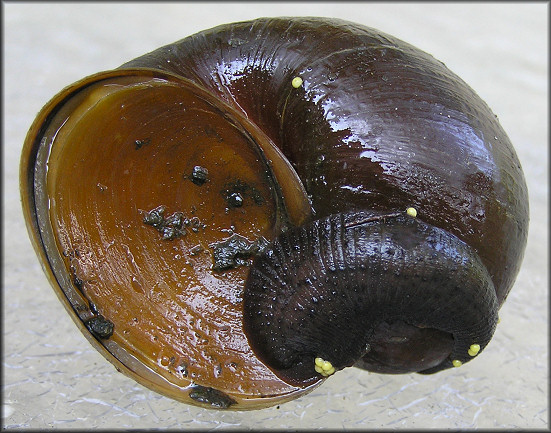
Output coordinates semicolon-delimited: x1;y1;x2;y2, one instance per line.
124;17;528;309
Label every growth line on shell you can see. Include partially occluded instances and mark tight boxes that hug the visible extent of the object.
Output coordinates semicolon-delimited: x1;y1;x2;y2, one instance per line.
344;207;416;230
280;76;302;126
344;211;402;229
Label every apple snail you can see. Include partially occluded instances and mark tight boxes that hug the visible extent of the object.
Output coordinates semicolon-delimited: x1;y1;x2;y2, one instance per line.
20;17;529;410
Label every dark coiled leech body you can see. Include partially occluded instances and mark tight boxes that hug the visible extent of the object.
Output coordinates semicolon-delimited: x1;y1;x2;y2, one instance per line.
243;211;498;383
121;18;527;381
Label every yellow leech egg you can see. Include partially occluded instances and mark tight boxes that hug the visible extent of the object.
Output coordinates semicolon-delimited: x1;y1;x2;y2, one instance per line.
292;76;303;88
314;357;335;377
468;344;481;356
406;207;417;218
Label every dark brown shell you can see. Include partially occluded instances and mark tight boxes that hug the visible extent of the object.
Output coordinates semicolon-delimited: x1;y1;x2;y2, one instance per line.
20;17;528;409
124;17;528;306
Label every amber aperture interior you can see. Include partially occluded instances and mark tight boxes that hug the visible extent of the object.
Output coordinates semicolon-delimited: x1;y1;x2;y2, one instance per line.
43;74;317;406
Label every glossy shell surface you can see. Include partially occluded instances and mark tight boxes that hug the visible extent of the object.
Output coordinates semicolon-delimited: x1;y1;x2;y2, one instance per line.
21;69;317;409
20;17;528;410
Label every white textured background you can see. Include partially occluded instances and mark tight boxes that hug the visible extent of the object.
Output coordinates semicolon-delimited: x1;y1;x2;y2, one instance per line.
3;2;548;429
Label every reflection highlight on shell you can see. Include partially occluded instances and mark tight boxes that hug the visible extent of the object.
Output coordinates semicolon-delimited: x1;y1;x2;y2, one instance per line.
20;17;529;410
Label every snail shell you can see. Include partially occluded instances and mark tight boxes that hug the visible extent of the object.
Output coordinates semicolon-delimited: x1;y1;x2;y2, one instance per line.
20;17;529;409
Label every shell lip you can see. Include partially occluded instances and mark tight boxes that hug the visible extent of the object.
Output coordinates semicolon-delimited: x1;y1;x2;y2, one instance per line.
19;64;306;304
19;68;190;293
17;68;203;406
19;66;318;409
19;65;293;290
